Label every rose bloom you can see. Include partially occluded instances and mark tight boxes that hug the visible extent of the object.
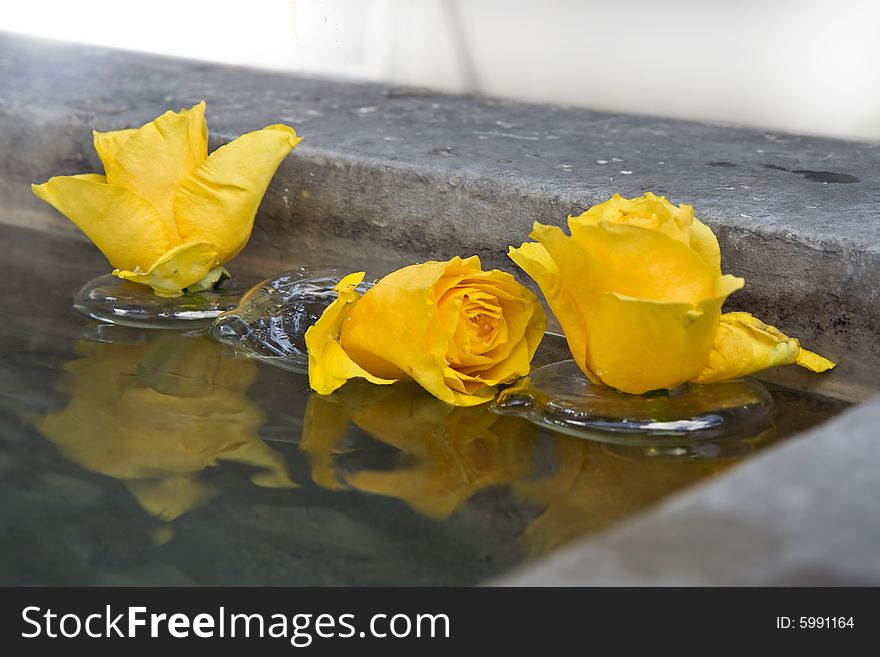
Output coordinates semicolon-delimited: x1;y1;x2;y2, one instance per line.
509;193;834;394
306;256;547;406
33;102;301;296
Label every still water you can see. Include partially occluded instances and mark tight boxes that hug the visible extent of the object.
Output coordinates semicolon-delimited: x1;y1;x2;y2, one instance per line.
0;225;848;585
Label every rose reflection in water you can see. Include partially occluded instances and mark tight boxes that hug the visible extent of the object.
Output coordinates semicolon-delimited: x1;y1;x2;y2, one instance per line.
36;329;771;555
300;383;538;520
301;381;772;554
38;333;295;522
513;437;748;555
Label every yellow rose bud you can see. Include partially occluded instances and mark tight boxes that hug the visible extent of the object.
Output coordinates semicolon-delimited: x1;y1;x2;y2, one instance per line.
509;192;835;394
32;102;302;296
305;256;547;406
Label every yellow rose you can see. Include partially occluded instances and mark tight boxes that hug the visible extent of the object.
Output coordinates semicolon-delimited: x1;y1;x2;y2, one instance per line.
305;256;547;406
38;335;295;521
509;193;835;394
32;102;301;296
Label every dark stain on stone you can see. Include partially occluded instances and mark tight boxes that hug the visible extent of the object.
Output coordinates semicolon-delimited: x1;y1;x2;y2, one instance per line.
794;169;860;184
709;161;737;168
385;87;442;99
764;163;859;184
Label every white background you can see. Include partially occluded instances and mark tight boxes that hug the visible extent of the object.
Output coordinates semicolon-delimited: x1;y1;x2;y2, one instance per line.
3;0;879;141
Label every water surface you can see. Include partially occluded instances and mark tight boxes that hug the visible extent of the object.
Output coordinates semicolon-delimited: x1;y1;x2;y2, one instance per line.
0;224;848;585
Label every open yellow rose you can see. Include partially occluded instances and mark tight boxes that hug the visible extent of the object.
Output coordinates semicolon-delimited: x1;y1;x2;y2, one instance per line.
305;256;547;406
509;193;835;394
32;101;301;296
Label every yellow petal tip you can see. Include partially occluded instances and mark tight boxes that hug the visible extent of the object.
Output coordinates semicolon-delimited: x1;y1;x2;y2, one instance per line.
264;124;303;148
796;349;837;373
335;271;366;293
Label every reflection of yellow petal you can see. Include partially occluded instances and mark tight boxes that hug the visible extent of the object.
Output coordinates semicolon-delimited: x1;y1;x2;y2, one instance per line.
222;442;298;489
114;241;218;297
517;437;730;555
340;385;537;520
694;312;836;383
38;335;295;521
300;395;352;490
174;124;302;262
93;128;137;171
347;465;466;520
31;174;171;272
299;384;540;520
103;102;208;240
126;477;215;522
305;272;398;395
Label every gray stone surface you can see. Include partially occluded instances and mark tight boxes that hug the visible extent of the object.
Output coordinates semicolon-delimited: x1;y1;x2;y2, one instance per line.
1;33;878;401
498;398;880;586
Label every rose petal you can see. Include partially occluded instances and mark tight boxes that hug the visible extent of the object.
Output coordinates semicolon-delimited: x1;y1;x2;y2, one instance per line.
103;102;208;240
566;220;717;303
508;236;594;380
32;174;171;272
586;289;734;394
694;312;836;383
92;128;137;171
340;262;456;404
113;241;219;297
174;124;302;263
689;217;722;271
305;272;398;395
568;192;693;245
